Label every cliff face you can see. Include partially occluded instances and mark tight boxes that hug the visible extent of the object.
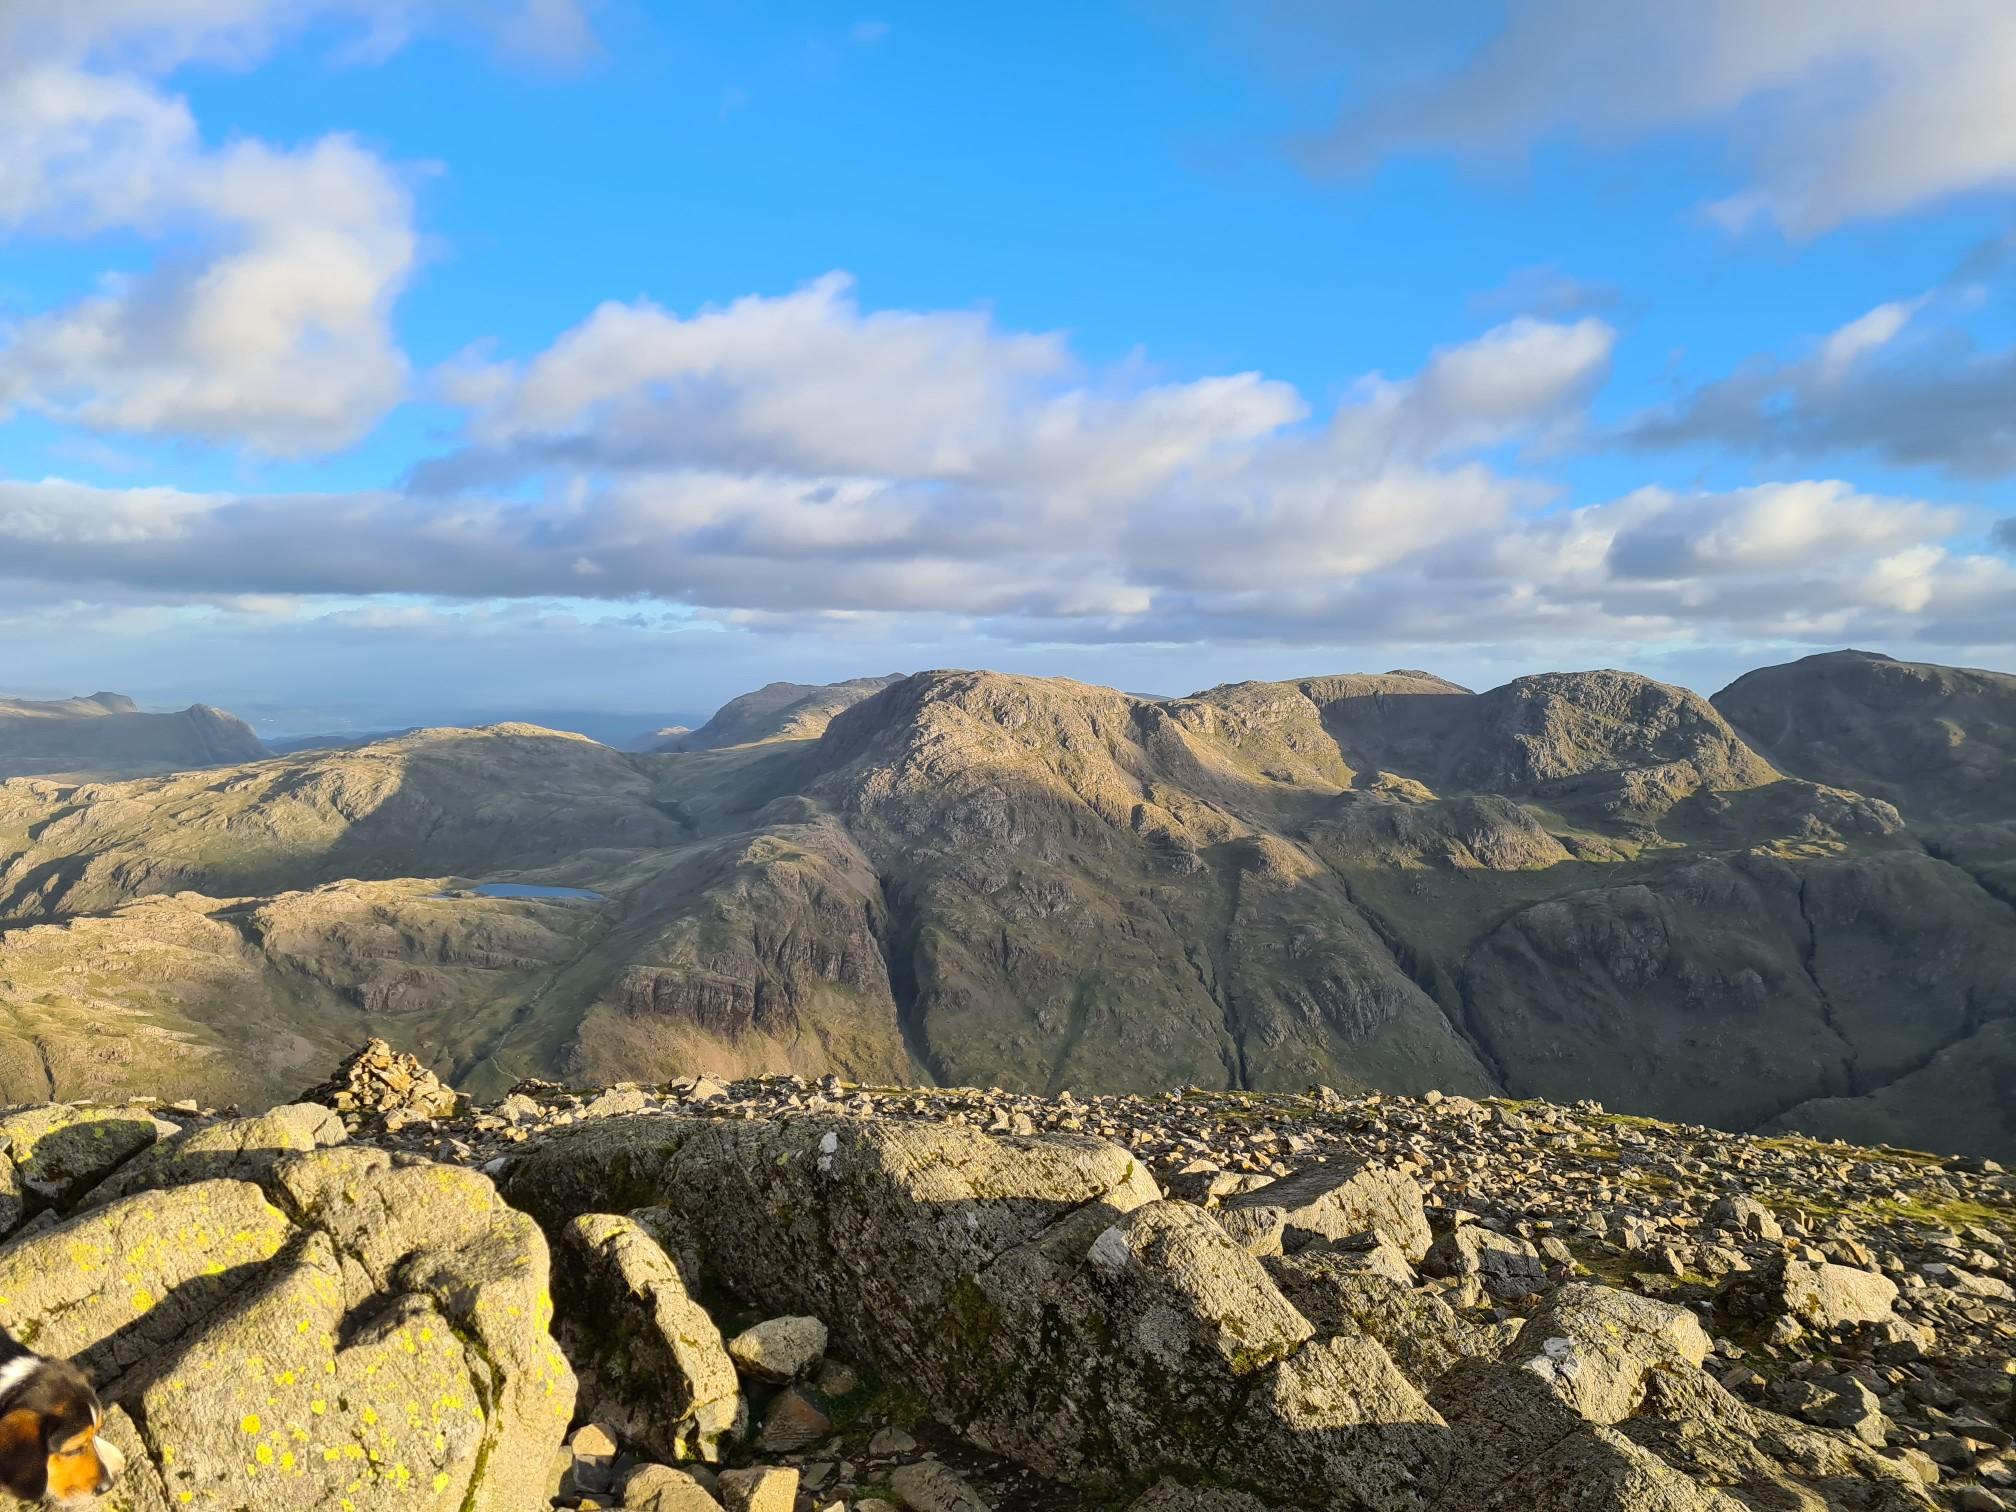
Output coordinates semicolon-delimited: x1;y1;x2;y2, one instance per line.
0;657;2011;1157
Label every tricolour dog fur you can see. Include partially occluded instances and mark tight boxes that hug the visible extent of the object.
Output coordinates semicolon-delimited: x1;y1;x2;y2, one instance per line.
0;1330;122;1505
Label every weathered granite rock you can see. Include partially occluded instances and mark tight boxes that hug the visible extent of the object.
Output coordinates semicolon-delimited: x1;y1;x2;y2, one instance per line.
559;1212;745;1462
716;1464;798;1512
620;1463;725;1510
1430;1361;1749;1512
1216;1156;1434;1260
1264;1253;1499;1393
1503;1283;1711;1423
76;1110;315;1209
0;1143;575;1512
1424;1223;1549;1302
1777;1260;1900;1328
727;1315;828;1383
887;1460;991;1512
0;1102;165;1209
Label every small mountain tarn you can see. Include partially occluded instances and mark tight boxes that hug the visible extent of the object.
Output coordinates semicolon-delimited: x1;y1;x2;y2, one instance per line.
0;653;2010;1157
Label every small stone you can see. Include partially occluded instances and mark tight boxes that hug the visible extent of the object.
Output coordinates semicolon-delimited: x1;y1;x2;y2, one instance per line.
715;1465;799;1512
867;1426;918;1456
888;1460;992;1512
756;1385;832;1452
728;1315;829;1383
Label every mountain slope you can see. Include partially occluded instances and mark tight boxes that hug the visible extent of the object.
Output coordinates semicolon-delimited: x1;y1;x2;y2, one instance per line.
656;675;906;751
1714;649;2016;822
0;656;2010;1156
0;692;268;778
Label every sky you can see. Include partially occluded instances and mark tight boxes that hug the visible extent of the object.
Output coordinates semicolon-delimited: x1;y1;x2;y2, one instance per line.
2;1;2014;733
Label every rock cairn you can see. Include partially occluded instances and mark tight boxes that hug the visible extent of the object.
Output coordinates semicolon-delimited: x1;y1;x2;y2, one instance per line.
295;1035;461;1130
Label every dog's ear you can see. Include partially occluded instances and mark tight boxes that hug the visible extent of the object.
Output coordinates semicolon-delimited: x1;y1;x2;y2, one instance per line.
0;1407;48;1500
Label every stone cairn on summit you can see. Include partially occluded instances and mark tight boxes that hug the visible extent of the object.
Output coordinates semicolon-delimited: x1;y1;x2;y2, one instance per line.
295;1035;461;1130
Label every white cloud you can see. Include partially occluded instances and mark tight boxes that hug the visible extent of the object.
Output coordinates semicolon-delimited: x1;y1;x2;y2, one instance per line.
1;278;2005;662
1628;276;2016;479
1818;299;1924;381
0;0;595;456
1294;1;2016;234
0;135;414;454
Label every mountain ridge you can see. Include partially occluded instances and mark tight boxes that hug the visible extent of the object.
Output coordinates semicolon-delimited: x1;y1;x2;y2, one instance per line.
0;654;2010;1158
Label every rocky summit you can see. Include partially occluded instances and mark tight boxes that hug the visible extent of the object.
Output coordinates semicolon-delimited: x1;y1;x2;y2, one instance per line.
0;651;2010;1162
2;1049;2009;1511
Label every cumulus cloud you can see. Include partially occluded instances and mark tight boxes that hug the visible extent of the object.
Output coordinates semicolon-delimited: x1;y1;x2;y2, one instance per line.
1626;282;2016;479
1285;0;2016;234
0;0;595;456
2;278;2007;660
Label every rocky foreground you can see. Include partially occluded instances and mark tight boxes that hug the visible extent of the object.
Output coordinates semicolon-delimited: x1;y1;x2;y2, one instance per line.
0;1041;2010;1511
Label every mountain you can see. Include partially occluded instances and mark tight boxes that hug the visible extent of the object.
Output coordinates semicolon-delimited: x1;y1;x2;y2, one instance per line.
0;691;268;778
1713;648;2016;823
656;675;906;751
0;657;2010;1157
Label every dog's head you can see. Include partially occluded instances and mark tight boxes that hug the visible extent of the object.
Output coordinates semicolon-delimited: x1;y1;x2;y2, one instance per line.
0;1358;122;1505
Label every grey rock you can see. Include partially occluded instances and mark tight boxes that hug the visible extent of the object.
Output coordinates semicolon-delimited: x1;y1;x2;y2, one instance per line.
888;1460;992;1512
1425;1223;1549;1301
1217;1156;1433;1260
558;1212;745;1462
727;1314;829;1382
1504;1283;1711;1423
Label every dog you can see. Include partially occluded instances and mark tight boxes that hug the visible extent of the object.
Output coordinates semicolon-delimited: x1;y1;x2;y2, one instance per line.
0;1331;122;1505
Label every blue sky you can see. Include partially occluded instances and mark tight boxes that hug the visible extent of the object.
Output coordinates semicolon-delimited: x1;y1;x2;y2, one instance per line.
2;1;2012;732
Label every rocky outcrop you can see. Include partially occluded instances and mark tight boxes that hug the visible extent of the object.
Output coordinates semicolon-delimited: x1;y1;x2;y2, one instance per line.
0;1107;575;1512
499;1110;1944;1511
557;1213;745;1462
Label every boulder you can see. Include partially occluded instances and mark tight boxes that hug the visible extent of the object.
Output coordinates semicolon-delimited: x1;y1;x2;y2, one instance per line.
76;1110;315;1209
716;1464;798;1512
1758;1259;1901;1329
726;1315;828;1383
1264;1253;1498;1393
621;1463;724;1510
559;1212;745;1462
0;1102;166;1211
887;1461;991;1512
1424;1223;1549;1301
1430;1361;1748;1512
1704;1192;1782;1242
0;1141;575;1512
1503;1283;1711;1423
1215;1157;1433;1260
